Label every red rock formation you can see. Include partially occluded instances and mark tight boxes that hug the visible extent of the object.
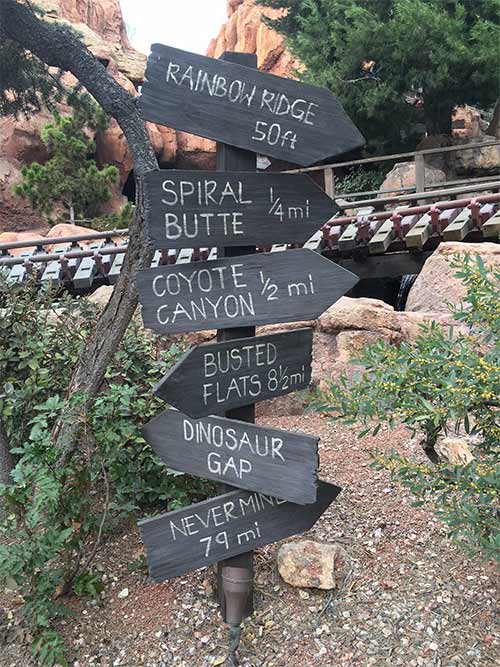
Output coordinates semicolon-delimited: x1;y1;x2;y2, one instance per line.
208;0;301;78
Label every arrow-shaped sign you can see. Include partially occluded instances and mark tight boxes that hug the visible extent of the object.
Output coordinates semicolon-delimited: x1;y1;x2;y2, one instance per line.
139;481;341;582
143;409;318;505
137;248;358;334
139;44;364;166
154;329;313;418
143;170;338;248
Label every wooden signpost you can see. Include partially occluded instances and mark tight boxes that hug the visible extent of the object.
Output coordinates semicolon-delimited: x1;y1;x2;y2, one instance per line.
139;44;364;166
137;248;358;334
143;409;318;505
138;481;341;582
143;170;339;248
153;328;313;418
134;44;363;656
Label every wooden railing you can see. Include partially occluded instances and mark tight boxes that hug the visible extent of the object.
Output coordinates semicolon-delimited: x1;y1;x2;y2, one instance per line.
284;138;500;203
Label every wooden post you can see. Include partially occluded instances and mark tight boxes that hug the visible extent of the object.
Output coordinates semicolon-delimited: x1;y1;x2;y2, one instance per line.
324;166;336;198
415;152;426;200
216;50;257;623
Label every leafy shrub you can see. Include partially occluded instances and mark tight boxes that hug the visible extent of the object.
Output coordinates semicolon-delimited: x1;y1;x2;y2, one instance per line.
0;278;213;665
314;255;500;562
336;166;385;195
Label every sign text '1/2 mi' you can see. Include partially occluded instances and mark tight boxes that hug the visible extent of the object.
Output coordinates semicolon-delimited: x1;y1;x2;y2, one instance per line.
143;170;338;248
136;248;359;334
143;409;319;505
139;481;341;582
154;329;313;418
139;44;364;166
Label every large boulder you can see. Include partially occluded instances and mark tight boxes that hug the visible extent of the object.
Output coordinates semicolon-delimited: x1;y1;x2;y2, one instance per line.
379;161;446;194
450;136;500;176
406;242;500;312
277;540;350;590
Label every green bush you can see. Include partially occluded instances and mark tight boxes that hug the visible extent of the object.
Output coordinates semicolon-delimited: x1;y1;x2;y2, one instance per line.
336;167;385;196
314;255;500;562
0;278;213;665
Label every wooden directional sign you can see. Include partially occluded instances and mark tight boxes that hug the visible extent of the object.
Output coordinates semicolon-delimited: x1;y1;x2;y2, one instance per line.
139;44;364;166
154;329;313;418
137;248;358;334
143;170;338;248
143;409;318;505
139;481;341;582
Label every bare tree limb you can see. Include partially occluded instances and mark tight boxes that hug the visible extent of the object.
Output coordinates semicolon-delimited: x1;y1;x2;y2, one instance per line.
1;0;158;464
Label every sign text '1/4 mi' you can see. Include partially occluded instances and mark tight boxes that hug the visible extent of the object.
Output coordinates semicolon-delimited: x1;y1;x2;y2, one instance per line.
139;481;341;582
136;248;359;334
139;44;364;166
143;170;338;248
143;409;319;505
154;328;313;418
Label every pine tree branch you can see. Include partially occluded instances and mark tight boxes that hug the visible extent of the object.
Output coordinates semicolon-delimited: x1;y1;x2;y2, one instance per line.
1;0;159;464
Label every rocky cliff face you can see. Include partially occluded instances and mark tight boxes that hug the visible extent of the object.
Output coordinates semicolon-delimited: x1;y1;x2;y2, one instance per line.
1;0;297;234
208;0;301;78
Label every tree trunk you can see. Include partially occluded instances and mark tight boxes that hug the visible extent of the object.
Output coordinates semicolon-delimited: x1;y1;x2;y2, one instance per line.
424;97;454;136
1;0;158;464
0;420;15;486
69;204;75;225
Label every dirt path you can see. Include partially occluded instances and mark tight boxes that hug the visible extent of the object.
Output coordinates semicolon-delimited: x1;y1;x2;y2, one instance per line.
1;415;498;667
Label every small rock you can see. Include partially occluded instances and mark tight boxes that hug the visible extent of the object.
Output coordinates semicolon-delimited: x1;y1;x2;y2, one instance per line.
277;540;350;590
435;436;475;465
118;588;129;599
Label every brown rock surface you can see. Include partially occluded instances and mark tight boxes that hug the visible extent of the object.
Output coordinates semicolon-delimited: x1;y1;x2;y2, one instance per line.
207;0;301;76
406;242;500;312
277;540;350;590
0;158;46;233
379;161;446;194
450;136;500;176
434;436;475;465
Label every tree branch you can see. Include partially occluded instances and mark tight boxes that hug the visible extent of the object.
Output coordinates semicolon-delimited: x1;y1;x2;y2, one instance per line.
1;0;158;463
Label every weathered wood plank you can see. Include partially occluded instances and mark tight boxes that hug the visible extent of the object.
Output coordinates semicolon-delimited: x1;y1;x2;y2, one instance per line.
338;223;358;252
154;328;313;418
482;209;500;238
442;207;473;241
139;481;341;582
405;212;432;249
368;218;394;254
143;170;338;248
139;44;364;166
137;248;358;334
143;409;318;505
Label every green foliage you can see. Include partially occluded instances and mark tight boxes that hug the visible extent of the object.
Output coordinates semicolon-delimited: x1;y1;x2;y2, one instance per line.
257;0;500;151
13;101;118;225
336;167;385;195
93;201;135;231
314;256;500;561
0;278;213;664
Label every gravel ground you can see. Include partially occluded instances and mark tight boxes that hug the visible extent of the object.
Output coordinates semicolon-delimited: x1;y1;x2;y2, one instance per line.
1;414;498;667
